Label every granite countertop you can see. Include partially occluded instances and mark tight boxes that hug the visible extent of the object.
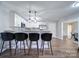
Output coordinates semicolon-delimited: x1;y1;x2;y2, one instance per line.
4;27;50;33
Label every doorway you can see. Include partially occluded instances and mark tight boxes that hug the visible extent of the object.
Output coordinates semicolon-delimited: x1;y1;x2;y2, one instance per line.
67;23;73;38
63;21;78;39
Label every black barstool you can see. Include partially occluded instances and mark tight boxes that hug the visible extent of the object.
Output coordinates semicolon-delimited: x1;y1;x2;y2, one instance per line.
28;33;39;55
0;32;14;55
41;33;53;55
71;33;78;41
14;33;28;55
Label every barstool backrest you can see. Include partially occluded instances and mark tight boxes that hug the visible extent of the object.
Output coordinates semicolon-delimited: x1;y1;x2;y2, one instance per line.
29;33;39;41
1;32;14;41
15;33;26;41
41;33;52;41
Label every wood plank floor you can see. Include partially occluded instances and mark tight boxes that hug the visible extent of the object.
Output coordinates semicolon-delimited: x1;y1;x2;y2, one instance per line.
0;37;79;58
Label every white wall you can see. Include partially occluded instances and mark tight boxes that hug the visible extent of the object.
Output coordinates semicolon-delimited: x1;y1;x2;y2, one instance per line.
0;4;10;32
63;23;68;36
0;3;13;52
56;21;63;39
48;22;56;37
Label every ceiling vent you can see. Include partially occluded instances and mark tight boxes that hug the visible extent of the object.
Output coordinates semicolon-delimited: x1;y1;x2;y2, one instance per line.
72;1;79;7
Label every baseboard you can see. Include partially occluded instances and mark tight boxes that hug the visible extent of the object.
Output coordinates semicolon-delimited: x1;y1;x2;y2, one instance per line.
53;37;62;40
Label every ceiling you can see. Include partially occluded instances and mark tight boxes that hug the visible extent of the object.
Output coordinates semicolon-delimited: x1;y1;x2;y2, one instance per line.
1;1;79;22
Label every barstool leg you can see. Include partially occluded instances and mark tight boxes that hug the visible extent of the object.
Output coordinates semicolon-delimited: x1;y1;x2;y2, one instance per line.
28;41;32;55
50;41;53;55
41;40;43;54
42;40;44;55
41;40;43;50
26;40;28;48
1;41;4;55
9;41;12;55
20;41;21;53
15;41;18;55
37;41;39;56
23;41;26;55
48;41;50;49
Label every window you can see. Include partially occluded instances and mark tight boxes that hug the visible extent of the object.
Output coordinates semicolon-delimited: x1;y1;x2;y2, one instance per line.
14;13;26;27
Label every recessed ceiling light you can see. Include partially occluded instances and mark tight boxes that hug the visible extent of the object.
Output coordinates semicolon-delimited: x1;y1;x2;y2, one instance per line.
72;2;79;7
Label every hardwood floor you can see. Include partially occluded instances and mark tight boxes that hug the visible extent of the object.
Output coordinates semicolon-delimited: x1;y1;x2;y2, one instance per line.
0;37;79;58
